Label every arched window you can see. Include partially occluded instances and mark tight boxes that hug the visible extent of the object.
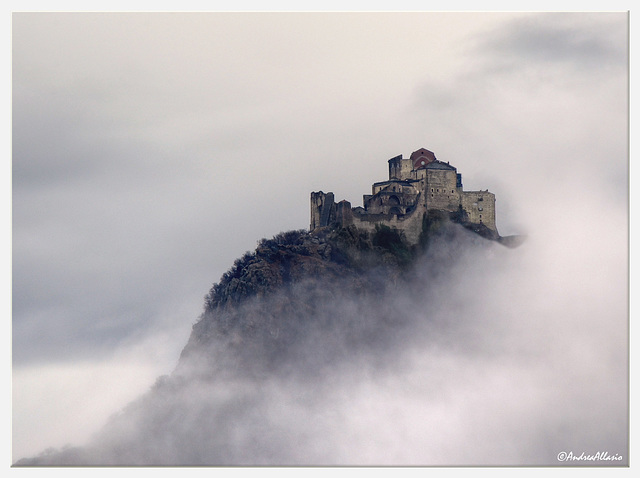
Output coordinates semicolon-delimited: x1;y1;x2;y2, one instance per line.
388;195;400;206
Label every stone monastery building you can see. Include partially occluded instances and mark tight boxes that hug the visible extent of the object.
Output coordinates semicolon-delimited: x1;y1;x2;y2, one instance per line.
310;147;497;244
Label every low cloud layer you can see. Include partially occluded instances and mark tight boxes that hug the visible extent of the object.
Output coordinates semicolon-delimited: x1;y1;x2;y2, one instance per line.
37;213;627;465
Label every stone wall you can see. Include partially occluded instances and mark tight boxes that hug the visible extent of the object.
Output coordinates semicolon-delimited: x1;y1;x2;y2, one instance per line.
424;169;461;212
350;205;424;245
388;156;414;181
310;191;335;230
460;190;496;231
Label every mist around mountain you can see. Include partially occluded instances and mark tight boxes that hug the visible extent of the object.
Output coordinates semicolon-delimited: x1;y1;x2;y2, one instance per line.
14;217;627;466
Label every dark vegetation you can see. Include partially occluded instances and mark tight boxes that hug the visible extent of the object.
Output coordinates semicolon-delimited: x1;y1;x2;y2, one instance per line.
202;209;500;318
179;211;509;377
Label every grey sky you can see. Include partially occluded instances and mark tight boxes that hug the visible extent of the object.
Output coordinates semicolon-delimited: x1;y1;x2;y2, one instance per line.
11;10;629;463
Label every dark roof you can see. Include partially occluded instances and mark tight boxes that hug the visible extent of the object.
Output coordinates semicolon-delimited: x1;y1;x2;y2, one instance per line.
425;160;456;171
373;179;419;187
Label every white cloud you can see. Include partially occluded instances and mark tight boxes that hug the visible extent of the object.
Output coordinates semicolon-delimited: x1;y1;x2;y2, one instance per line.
12;324;190;462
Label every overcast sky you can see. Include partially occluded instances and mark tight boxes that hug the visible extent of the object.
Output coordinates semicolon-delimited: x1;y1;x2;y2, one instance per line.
10;7;631;463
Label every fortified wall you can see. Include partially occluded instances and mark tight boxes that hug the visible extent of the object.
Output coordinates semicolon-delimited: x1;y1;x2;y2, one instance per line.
310;147;498;244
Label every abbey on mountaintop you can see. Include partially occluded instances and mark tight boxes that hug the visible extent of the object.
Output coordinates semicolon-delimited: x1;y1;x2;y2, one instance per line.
310;147;498;244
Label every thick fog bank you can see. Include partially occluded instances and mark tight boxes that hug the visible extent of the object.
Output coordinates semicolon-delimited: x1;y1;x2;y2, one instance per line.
17;221;627;466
